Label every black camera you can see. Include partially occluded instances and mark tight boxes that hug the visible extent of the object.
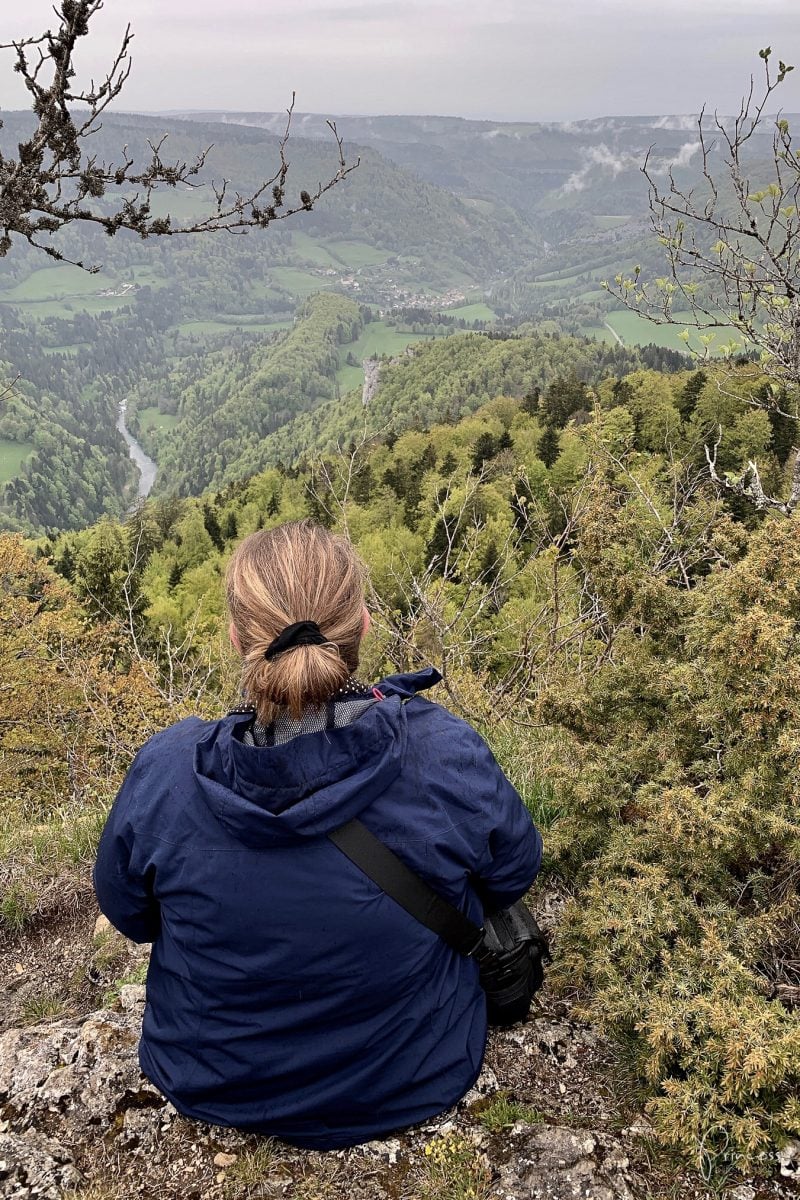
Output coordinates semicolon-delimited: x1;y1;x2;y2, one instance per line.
474;901;551;1026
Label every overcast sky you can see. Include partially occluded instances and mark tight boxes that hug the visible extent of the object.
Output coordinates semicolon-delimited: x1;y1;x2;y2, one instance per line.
1;1;798;122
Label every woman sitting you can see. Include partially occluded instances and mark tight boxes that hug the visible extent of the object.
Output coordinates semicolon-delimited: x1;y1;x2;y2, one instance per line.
94;519;542;1149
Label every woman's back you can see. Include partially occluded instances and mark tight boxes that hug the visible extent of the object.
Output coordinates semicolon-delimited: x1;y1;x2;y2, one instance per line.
94;671;540;1148
94;522;541;1149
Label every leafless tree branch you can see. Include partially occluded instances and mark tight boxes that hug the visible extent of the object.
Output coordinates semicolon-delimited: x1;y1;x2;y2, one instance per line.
0;1;359;269
604;49;800;398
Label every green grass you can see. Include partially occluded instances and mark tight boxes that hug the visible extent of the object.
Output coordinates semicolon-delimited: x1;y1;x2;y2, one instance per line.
0;265;117;301
270;267;332;298
579;310;743;354
580;324;618;345
600;309;738;354
443;302;496;321
476;1093;544;1132
174;318;292;336
0;295;132;319
21;991;70;1025
137;406;181;434
102;959;149;1008
290;232;341;268
521;778;561;831
222;1143;279;1198
0;439;34;481
325;240;390;268
336;322;433;391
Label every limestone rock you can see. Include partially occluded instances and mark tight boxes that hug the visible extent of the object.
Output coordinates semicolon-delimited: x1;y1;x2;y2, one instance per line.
213;1151;238;1168
0;1007;160;1127
0;1130;82;1199
778;1138;800;1179
93;913;112;938
490;1125;634;1200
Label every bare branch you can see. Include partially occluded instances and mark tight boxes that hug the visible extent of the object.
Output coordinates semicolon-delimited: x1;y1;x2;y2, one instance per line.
604;49;800;398
705;427;800;514
0;2;359;269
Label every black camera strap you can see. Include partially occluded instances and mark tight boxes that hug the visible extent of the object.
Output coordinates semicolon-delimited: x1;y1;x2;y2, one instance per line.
329;818;486;958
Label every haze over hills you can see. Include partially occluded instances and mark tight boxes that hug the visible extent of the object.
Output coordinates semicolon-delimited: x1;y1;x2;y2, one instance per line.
167;108;798;219
0;103;785;532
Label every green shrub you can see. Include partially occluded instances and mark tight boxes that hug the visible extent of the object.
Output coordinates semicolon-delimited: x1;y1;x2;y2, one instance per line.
547;513;800;1172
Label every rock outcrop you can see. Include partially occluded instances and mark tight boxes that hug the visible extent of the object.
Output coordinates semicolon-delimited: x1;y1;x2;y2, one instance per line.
0;985;644;1199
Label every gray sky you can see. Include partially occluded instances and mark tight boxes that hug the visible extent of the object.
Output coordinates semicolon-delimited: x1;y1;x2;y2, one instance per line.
1;0;799;122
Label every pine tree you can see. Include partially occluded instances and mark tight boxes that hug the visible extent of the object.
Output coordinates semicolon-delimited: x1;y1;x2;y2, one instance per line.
471;432;497;473
521;387;540;415
538;426;561;468
202;504;225;552
677;370;707;418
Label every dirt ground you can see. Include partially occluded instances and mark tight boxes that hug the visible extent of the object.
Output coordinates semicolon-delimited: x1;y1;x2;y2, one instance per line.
1;891;799;1200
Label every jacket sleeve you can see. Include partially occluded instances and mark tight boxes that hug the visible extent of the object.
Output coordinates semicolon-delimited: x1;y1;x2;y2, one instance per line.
470;732;543;913
93;750;160;944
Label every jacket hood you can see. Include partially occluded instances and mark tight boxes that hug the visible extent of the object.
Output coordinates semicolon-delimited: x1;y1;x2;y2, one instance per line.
193;668;441;847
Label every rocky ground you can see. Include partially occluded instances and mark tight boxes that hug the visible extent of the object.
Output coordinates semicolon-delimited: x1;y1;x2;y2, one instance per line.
1;895;799;1200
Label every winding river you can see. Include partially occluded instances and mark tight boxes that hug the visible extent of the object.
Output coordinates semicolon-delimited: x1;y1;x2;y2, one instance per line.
116;399;157;500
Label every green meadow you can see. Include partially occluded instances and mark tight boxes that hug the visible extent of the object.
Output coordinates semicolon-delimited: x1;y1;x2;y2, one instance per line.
174;318;292;337
336;323;434;392
0;439;34;483
136;406;182;435
324;241;390;268
443;302;496;321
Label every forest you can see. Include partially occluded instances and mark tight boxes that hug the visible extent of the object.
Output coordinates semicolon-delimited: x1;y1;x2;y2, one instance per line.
0;100;776;536
4;344;799;1185
1;13;799;1193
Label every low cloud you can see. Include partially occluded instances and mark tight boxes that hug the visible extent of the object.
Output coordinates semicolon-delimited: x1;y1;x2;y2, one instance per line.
562;139;701;192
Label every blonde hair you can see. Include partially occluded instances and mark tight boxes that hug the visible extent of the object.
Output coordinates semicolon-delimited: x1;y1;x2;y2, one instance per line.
225;520;367;725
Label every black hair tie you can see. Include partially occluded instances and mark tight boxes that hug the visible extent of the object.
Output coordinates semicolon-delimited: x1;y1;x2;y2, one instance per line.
264;621;328;660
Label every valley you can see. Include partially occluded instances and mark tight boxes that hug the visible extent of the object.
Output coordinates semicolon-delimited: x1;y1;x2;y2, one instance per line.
0;104;778;534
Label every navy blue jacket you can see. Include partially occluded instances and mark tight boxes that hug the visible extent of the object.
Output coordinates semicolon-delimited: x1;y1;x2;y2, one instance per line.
93;669;542;1149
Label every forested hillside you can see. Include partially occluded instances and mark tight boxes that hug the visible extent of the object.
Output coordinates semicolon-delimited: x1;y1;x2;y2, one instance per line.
2;352;795;1182
0;110;540;532
146;321;690;498
0;102;779;537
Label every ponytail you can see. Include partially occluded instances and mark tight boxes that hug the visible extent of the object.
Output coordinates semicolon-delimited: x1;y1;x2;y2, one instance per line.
225;521;366;726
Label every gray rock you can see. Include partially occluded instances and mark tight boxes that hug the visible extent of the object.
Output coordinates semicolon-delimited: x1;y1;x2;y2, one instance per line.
778;1138;800;1179
0;1130;82;1199
0;1007;162;1127
491;1125;634;1200
361;357;382;407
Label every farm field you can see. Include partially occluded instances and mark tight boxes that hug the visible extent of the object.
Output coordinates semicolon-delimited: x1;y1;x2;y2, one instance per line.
288;233;342;269
270;266;335;298
580;324;618;346
174;318;292;336
136;406;182;435
324;240;391;268
0;295;133;319
443;302;496;321
594;309;740;353
0;439;34;483
0;265;118;301
336;322;435;392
